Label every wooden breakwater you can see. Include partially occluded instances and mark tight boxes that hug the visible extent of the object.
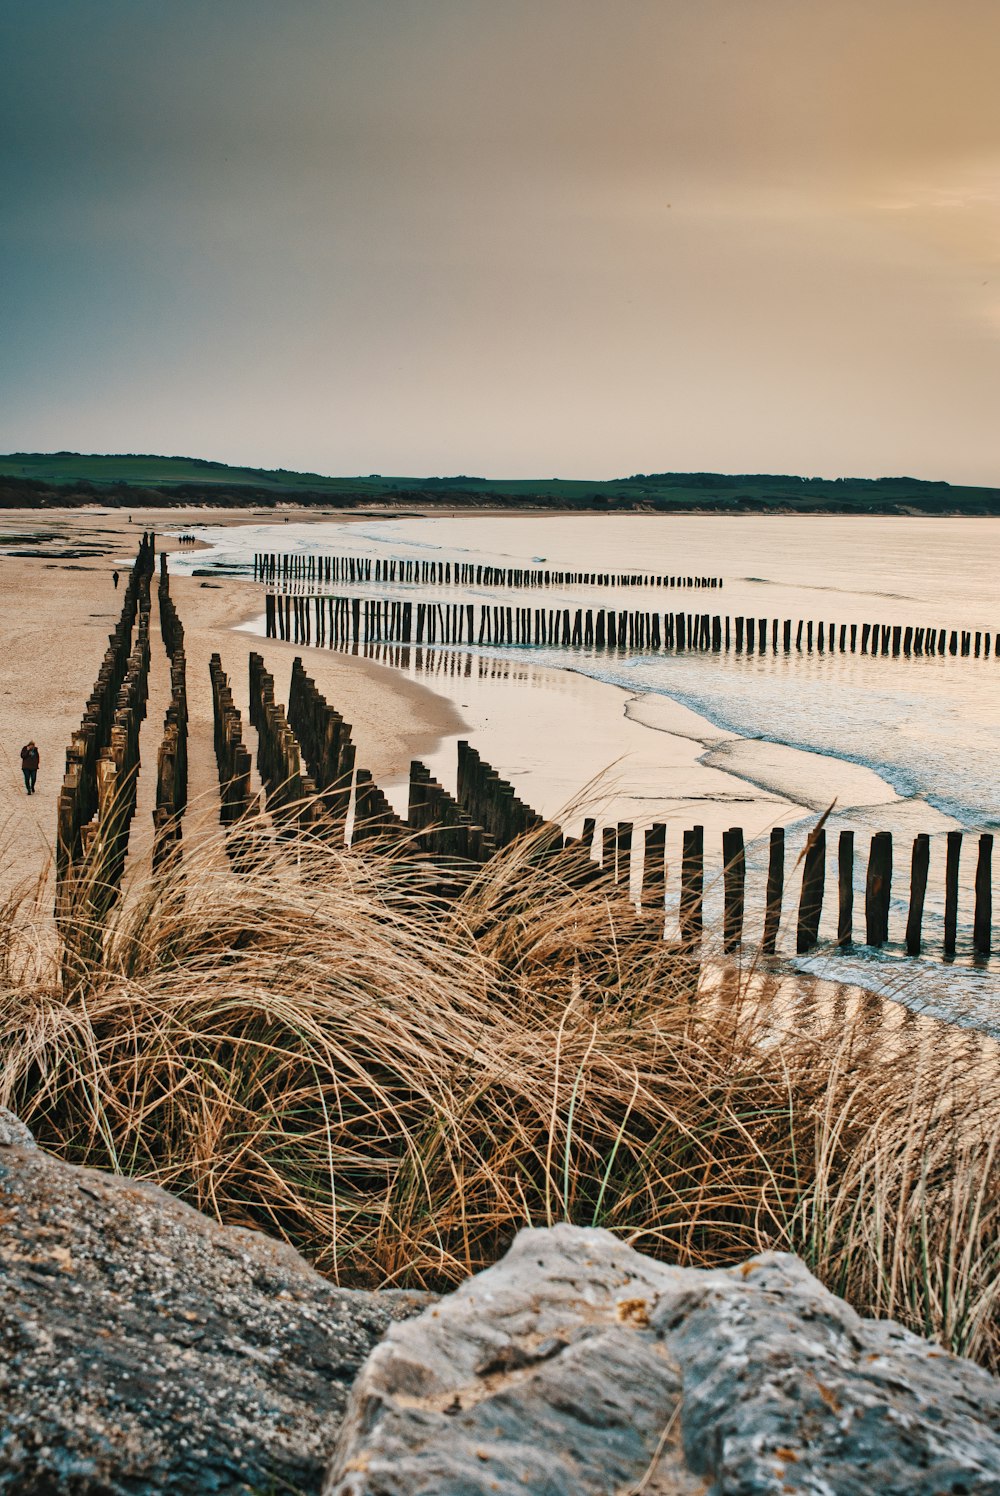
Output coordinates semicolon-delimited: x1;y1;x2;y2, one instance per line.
229;658;569;867
263;591;999;664
53;602;990;975
234;663;995;964
285;656;493;857
284;656;491;858
596;816;994;962
250;653;410;846
55;538;152;889
56;536;156;958
152;555;188;868
208;654;260;867
286;656;355;834
247;652;337;839
254;551;722;590
456;740;556;854
227;658;996;964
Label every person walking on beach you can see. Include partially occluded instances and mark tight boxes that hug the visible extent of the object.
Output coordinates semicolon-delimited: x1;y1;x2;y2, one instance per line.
20;741;39;795
112;569;120;590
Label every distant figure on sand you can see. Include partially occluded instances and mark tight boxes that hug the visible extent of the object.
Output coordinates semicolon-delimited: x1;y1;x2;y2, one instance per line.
112;570;120;590
20;742;39;795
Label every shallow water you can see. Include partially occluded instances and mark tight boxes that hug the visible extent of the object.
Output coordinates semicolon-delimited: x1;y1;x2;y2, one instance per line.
169;513;1000;1033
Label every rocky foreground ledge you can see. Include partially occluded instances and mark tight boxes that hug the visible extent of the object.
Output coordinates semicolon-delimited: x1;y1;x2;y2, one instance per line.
0;1109;429;1493
2;1109;999;1495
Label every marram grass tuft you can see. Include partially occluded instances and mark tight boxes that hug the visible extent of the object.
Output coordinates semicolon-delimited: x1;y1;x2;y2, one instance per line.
2;822;996;1372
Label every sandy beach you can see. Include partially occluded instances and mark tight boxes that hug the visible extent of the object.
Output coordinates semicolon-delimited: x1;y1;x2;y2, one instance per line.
0;507;464;898
1;503;935;910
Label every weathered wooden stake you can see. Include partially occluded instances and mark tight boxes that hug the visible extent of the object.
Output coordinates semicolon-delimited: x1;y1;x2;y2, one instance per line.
865;831;893;946
616;821;632;889
837;830;854;944
906;833;930;956
762;827;784;954
974;832;992;958
944;830;962;958
796;827;826;952
679;826;704;946
602;824;617;881
641;822;667;909
722;826;746;953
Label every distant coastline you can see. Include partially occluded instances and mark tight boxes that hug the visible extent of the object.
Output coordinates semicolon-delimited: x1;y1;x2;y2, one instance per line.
3;451;999;514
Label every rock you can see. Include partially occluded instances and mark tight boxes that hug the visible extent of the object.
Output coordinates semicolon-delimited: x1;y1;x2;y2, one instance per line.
326;1223;1000;1496
0;1115;430;1494
0;1107;35;1149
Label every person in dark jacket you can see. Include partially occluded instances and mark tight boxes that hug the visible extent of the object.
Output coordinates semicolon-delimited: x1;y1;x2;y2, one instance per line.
20;742;39;795
112;570;120;589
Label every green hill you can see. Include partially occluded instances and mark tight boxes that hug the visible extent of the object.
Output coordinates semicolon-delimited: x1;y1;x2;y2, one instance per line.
2;451;998;513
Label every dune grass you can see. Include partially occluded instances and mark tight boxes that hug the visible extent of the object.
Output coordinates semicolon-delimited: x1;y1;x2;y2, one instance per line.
1;823;997;1373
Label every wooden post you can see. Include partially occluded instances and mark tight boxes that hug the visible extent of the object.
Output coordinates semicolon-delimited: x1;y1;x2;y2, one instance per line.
679;826;704;946
722;827;745;953
877;831;894;942
762;827;784;954
837;830;854;945
865;832;893;947
906;833;930;956
641;822;666;909
944;830;962;958
602;824;617;881
616;821;633;889
796;827;826;953
974;833;992;958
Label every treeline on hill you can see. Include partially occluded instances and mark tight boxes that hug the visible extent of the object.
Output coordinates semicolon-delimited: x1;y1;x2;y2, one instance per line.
0;475;365;511
3;469;1000;514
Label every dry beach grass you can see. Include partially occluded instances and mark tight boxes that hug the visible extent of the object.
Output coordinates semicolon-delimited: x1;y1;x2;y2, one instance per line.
1;819;997;1376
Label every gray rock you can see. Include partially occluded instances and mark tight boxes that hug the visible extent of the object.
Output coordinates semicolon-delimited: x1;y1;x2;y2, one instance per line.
0;1106;35;1149
0;1116;430;1494
326;1223;1000;1495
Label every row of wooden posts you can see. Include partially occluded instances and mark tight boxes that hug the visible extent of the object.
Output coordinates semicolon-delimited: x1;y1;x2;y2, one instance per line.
152;555;188;868
263;591;999;663
209;653;260;865
286;656;355;832
247;653;333;836
56;536;156;953
591;819;993;959
286;658;556;858
254;551;723;591
57;553;991;976
213;656;563;866
251;653;415;846
212;652;532;862
213;655;994;961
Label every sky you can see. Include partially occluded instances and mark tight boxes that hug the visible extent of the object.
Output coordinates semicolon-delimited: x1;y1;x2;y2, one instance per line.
1;1;998;484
